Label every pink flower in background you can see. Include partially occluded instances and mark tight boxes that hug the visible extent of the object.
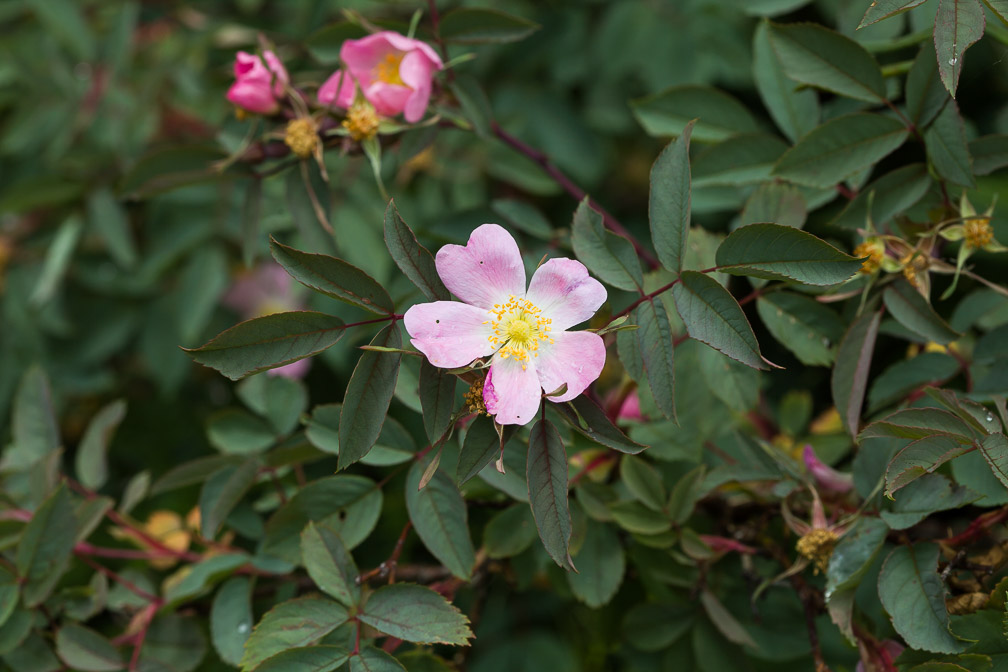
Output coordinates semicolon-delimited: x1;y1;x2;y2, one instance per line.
223;264;310;379
404;224;607;426
227;51;289;114
802;444;853;493
318;31;443;123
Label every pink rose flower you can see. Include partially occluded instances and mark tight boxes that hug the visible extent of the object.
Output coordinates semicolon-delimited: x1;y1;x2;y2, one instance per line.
317;31;443;123
802;444;853;493
404;224;607;426
226;50;289;115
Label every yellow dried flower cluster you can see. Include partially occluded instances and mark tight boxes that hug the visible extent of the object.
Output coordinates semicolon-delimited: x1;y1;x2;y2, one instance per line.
854;240;885;274
965;217;994;249
284;118;318;158
796;528;838;574
342;100;380;141
464;378;487;416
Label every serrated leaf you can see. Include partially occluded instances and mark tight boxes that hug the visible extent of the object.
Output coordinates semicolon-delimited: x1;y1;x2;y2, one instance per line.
339;324;402;469
649;120;694;272
636;299;676;421
567;521;625;608
256;646;350;672
672;271;773;370
16;483;75;606
878;544;968;653
859;407;981;442
716;223;863;285
55;624;123;672
359;584;473;645
772;113;909;188
768;22;886;101
270;240;394;315
406;458;475;580
826;517;889;597
882;473;981;529
571;198;643;292
438;8;539;44
384;201;449;302
553;396;647;454
756;292;844;366
978;433;1008;489
740;182;807;229
240;596;349;670
934;0;986;97
832;310;882;436
527;419;574;570
419;360;457;444
210;576;252;667
630;85;759;142
186;311;346;381
925;101;975;187
74;399;126;490
200;458;260;537
885;433;975;495
883;279;961;344
752;22;819;143
300;523;360;607
349;647;407;672
860;0;930;27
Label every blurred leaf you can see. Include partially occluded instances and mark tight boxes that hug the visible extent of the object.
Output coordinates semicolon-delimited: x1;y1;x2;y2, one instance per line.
752;21;819;142
883;280;961;344
87;189;137;269
672;271;773;370
200;459;260;537
339;324;402;469
860;407;981;442
75;399;126;490
270;240;394;315
621;455;667;511
622;602;694;651
832;310;882;436
924;101;975;187
740;182;807;229
667;464;708;525
118;146;227;199
970;134;1008;174
256;646;350;672
438;8;540;44
882;473;980;528
240;596;349;670
0;175;84;214
571;198;642;292
934;0;986;97
756;292;844;366
693;134;789;189
419;360;457;444
0;609;32;655
610;499;673;535
163;554;248;608
301;522;360;607
716;223;863;285
384;202;450;301
528;419;574;570
826;517;889;596
885;434;974;495
359;584;473;645
186;311;346;381
54;624;123;672
978;433;1008;488
2;366;60;471
649;120;694;273
206;408;275;455
26;0;95;60
868;353;959;412
30;215;82;307
305;22;368;64
878;544;968;653
151;455;243;495
210;576;253;667
906;42;950;128
137;615;206;672
636;299;676;421
490;199;553;239
772;113;909;188
16;484;75;606
986;0;1008;25
631;85;758;142
483;504;537;559
859;0;930;27
768;22;886;101
700;590;757;648
406;458;476;580
242;179;262;268
0;567;17;629
554;396;646;454
830;164;931;230
567;521;625;607
349;647;407;671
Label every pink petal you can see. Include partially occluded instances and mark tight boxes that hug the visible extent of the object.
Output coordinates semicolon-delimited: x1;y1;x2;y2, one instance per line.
404;301;496;368
376;31;443;67
803;444;853;493
525;258;607;331
363;81;413;117
618;391;643;421
534;331;606;402
263;50;289;87
268;358;311;379
435;223;526;310
483;356;542;425
234;51;266;78
340;32;400;73
400;51;435;122
227;81;279;114
318;70;355;108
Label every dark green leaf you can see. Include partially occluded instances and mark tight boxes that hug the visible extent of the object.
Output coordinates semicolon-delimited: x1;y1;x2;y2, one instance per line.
752;22;819;143
200;459;260;538
206;408;275;455
867;353;960;413
716;223;863;285
256;646;350;672
240;596;349;671
384;201;450;302
339;324;402;469
859;0;930;27
16;484;75;606
553;396;647;454
210;576;253;667
667;463;708;525
118;145;226;199
438;8;539;44
934;0;986;97
0;567;17;629
301;522;360;607
571;198;643;292
692;133;790;188
740;182;807;229
924;101;975;187
970;134;1008;175
54;624;123;672
359;584;473;645
977;433;1008;489
756;292;844;366
768;22;886;101
162;553;248;608
74;399;126;490
700;590;757;648
349;647;407;672
649;120;695;272
883;280;961;344
882;473;980;529
241;179;261;267
490;198;552;239
305;22;368;64
457;417;514;483
451;76;493;138
830;164;932;230
3;366;60;470
136;614;207;672
87;188;136;269
621;455;667;511
630;85;759;142
859;407;980;442
567;521;625;607
406;457;476;580
906;42;950;128
826;517;889;596
609;499;673;535
527;419;574;570
483;504;538;559
885;433;975;495
26;0;95;60
419;360;457;444
636;299;676;421
622;602;694;651
831;310;882;436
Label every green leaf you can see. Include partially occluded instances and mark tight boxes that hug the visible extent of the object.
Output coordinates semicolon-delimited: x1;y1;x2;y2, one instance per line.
885;433;975;495
74;399;126;490
162;553;248;608
649;120;695;273
883;280;961;344
986;0;1008;25
438;8;539;44
768;22;886;101
186;311;346;381
567;521;625;608
0;609;32;655
609;499;673;535
826;517;889;596
16;483;75;606
406;457;476;580
740;182;807;229
359;584;473;645
240;596;350;671
621;455;667;512
118;145;226;199
630;85;759;142
210;576;253;667
200;458;260;537
54;624;123;672
752;22;819;143
571;198;643;292
934;0;986;97
700;590;758;648
924;101;975;187
831;310;882;436
206;408;275;455
349;647;407;672
882;473;980;529
667;463;709;525
527;419;574;570
859;407;981;442
384;201;450;302
878;544;968;653
339;323;402;469
270;240;394;315
716;223;863;285
305;22;368;64
136;614;207;672
636;299;676;421
622;602;694;651
30;215;83;307
26;0;95;61
0;567;17;629
238;374;309;436
868;353;960;413
699;346;760;412
419;360;457;444
87;188;137;269
978;433;1008;488
756;292;844;366
451;76;493;138
906;42;951;128
300;523;360;607
490;198;553;239
456;417;513;483
553;396;647;454
483;504;538;559
970;134;1008;175
241;179;262;268
830;164;932;230
692;133;790;188
672;271;774;370
772;113;909;188
256;646;350;672
859;0;930;27
3;366;60;470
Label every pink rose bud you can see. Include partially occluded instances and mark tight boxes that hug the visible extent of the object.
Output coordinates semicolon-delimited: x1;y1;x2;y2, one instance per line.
617;391;644;422
803;444;853;494
226;50;289;115
318;31;443;123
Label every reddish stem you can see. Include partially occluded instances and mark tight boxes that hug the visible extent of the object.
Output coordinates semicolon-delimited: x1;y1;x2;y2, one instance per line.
569;453;616;487
77;555;159;602
943;506;1008;546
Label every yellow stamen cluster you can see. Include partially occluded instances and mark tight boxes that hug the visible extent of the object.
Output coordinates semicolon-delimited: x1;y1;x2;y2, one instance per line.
342;100;380;141
965;217;994;249
484;295;553;371
901;252;929;285
464;378;487;416
235;107;249;121
374;52;405;86
284;118;318;158
854;240;885;274
796;528;838;574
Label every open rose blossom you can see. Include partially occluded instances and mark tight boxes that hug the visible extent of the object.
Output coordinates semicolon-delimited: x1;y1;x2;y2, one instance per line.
404;225;607;426
317;31;443;123
226;50;289;115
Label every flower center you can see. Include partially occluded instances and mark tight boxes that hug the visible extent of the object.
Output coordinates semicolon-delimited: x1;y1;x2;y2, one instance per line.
796;528;838;575
965;217;994;249
284;118;318;158
342;100;380;141
374;52;405;86
486;295;553;370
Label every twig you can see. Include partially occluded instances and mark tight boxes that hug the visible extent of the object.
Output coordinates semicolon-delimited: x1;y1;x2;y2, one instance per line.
77;555;159;602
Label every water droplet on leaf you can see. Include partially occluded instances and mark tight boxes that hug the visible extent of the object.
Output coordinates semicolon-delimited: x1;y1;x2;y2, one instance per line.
237;623;249;634
987;413;995;423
